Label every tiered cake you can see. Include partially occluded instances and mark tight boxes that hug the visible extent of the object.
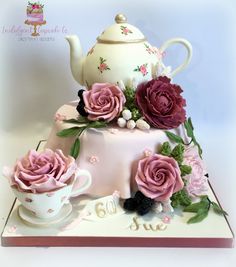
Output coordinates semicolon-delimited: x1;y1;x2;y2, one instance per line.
44;14;226;221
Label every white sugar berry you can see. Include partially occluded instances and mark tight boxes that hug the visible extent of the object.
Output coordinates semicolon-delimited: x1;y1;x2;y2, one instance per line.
136;119;150;130
117;117;126;128
162;199;174;213
122;109;132;121
153;202;163;214
127;120;136;130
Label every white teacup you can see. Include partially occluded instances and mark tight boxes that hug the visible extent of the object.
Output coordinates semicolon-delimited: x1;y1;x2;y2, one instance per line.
12;169;92;219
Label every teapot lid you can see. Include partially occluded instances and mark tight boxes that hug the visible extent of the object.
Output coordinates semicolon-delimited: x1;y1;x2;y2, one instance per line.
97;14;146;44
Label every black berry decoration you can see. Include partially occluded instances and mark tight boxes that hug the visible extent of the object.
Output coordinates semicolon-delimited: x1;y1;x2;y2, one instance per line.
76;89;88;117
123;198;138;211
123;191;155;216
137;197;155;216
134;191;146;204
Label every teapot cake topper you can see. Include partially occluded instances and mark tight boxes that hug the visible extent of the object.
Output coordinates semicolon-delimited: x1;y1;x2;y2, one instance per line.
66;14;192;88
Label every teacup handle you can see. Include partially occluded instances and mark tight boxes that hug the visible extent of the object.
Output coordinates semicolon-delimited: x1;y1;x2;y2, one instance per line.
70;169;92;197
160;38;192;77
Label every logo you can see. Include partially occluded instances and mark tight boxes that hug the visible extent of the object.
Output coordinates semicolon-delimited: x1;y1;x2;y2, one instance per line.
25;1;46;36
1;2;69;42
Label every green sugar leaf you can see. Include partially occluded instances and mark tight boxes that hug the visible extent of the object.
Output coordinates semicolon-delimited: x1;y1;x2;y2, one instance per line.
171;143;185;165
211;202;228;216
159;142;172;156
56;127;82;137
63;119;81;124
184;119;194;138
64;117;90;124
188;117;194;130
87;121;107;129
187;209;209;224
184;117;203;158
70;138;80;159
180;164;192;176
184;198;209;213
165;131;184;144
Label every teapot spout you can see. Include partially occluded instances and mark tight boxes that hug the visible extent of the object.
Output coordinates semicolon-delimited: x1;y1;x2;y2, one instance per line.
65;35;84;85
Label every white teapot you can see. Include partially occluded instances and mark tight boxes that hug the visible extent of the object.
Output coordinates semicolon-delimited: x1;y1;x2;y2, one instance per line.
66;14;192;88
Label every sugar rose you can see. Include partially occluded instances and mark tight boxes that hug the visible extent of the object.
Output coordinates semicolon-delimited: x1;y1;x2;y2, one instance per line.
183;146;208;197
4;149;77;193
83;83;126;122
135;76;186;129
135;154;184;201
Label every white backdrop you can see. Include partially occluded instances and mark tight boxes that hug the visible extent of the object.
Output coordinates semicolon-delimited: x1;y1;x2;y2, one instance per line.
0;0;235;266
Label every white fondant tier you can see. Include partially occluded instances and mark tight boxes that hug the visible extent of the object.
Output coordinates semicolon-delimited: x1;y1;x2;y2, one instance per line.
45;102;188;198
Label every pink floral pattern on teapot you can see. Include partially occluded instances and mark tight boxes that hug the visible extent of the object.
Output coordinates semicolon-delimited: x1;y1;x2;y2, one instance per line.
134;63;148;76
120;25;133;35
98;57;111;73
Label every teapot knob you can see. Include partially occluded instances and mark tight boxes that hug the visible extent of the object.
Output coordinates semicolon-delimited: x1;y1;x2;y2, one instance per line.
115;14;127;24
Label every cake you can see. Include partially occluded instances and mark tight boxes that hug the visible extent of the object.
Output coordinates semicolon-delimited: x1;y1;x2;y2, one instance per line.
26;2;44;23
44;14;228;222
3;14;228;229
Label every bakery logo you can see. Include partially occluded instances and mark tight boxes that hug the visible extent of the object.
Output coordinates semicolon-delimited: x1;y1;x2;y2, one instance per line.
25;1;46;37
1;1;69;41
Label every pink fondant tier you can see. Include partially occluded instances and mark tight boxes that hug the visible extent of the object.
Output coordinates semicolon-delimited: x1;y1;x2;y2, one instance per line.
45;102;188;199
27;13;43;23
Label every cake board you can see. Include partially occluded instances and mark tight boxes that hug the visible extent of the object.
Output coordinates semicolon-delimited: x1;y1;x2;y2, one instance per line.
1;141;234;248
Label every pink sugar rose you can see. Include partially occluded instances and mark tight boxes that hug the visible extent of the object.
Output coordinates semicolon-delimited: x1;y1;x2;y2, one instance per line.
135;76;186;129
135;154;184;201
3;149;77;193
183;146;208;197
83;83;126;122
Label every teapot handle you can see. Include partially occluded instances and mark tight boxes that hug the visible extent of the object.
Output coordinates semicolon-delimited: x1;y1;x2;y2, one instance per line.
159;38;192;77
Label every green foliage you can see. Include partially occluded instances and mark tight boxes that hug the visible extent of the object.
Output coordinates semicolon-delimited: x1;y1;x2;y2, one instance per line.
159;142;172;156
184;196;209;213
56;127;82;137
171;189;192;208
64;117;90;124
165;131;184;144
123;87;142;120
70;138;80;159
165;117;203;158
123;87;136;110
180;165;192;176
171;144;185;165
57;118;107;159
187;209;209;224
211;202;228;216
184;117;203;158
131;108;142;121
86;121;107;129
183;196;228;224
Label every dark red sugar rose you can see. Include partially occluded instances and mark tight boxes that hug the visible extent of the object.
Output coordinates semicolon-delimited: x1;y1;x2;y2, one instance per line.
135;76;186;129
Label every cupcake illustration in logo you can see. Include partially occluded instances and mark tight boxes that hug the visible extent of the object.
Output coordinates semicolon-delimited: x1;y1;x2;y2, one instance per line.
25;2;46;36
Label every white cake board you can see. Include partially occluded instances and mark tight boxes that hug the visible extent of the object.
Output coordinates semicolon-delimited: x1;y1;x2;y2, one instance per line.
1;141;234;248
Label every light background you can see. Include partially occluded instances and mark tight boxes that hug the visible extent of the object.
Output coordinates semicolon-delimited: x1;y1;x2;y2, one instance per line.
0;0;235;266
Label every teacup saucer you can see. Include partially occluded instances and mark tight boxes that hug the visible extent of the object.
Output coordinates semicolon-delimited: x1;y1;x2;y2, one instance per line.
18;203;73;227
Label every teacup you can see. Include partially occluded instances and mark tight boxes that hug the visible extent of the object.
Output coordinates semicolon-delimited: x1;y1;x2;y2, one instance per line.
12;169;92;219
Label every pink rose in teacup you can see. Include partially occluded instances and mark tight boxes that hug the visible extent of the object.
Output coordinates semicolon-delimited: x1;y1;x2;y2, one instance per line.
3;149;92;218
5;149;77;193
